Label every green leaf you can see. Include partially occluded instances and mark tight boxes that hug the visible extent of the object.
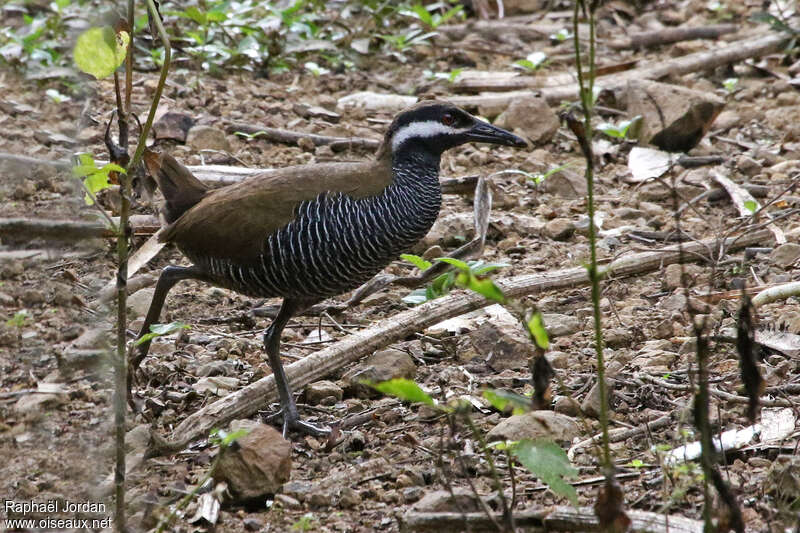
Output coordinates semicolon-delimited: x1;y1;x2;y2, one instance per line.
73;26;129;79
401;253;432;271
6;310;28;328
628;459;644;468
134;321;190;346
526;311;549;349
470;262;509;275
435;257;470;271
743;200;758;213
464;276;506;304
401;288;430;305
483;389;531;415
369;378;434;406
512;439;578;505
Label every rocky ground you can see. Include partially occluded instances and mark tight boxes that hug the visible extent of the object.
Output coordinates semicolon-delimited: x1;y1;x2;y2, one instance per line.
2;0;800;531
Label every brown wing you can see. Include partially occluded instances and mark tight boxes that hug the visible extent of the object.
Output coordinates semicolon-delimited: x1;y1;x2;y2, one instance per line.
159;158;393;265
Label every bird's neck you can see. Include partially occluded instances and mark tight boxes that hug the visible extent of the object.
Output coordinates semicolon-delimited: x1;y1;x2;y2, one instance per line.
390;148;441;191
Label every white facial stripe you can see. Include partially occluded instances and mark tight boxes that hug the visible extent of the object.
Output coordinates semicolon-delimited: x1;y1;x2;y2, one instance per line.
391;120;468;152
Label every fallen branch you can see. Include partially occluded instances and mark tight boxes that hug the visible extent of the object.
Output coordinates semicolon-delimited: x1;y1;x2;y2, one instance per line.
752;281;800;308
150;228;774;454
401;507;704;532
607;24;738;50
450;31;788;105
225;122;380;151
0;216;161;242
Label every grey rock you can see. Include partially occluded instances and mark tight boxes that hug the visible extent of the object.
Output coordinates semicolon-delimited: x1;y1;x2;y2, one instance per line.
545;351;571;369
542;313;581;337
554;396;581;416
411;488;482;513
19;289;45;306
486;411;580;443
604;327;633;348
543;218;575;241
626;79;724;151
193;376;239;395
342;348;416;398
770;243;800;268
494;96;558;144
460;321;535;370
737;155;762;177
581;378;614;419
14;393;65;415
542;167;587;198
402;486;423;504
282;480;314;502
243;518;263;531
274;494;301;509
767;455;800;500
213;424;291;500
126;424;151;453
338;487;361;509
305;380;343;405
154;112;195;142
187;125;232;152
127;288;155;319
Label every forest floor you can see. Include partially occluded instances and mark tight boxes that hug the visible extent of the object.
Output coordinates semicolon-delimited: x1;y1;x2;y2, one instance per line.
1;0;800;532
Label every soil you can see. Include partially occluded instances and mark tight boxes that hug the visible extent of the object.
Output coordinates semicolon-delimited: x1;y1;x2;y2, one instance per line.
1;1;800;532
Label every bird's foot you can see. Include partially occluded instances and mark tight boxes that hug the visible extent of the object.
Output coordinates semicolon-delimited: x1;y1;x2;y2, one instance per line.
262;407;330;438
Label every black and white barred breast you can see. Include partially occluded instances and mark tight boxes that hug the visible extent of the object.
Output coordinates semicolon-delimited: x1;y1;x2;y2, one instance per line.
189;162;442;300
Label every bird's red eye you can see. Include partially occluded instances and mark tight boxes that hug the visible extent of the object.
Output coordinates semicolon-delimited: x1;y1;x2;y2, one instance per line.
442;113;455;126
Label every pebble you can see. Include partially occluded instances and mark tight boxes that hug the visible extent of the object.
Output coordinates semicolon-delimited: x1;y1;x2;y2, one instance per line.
770;243;800;268
305;380;344;405
187;125;232;152
212;424;292;500
486;411;580;442
19;289;45;306
543;218;575;241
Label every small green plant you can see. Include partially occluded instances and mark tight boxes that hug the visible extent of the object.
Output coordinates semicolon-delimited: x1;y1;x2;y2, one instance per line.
529;162;572;185
400;3;464;29
303;60;329;76
424;67;463;83
596;115;641;139
134;321;190;346
291;513;317;532
401;256;508;305
6;311;28;328
722;77;738;94
513;51;548;71
628;459;645;468
550;28;572;42
45;88;71;103
371;378;578;505
380;28;438;55
71;153;126;207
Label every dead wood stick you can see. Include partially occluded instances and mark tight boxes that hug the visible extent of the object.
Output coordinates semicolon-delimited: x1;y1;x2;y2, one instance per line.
607;24;738;50
0;215;160;242
0;151;71;170
450;31;788;103
151;228;774;454
225;122;380;151
401;507;704;532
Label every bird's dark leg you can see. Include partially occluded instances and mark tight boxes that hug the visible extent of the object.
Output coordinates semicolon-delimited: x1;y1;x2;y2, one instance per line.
129;265;208;401
264;298;329;438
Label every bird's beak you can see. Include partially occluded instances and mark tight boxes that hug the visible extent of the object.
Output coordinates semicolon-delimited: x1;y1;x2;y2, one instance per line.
466;120;528;148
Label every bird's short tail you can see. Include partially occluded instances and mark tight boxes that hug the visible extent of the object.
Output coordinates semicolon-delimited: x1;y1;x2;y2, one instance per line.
143;150;208;224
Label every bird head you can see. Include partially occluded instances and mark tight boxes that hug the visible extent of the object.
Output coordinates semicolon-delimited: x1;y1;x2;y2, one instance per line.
383;101;527;158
